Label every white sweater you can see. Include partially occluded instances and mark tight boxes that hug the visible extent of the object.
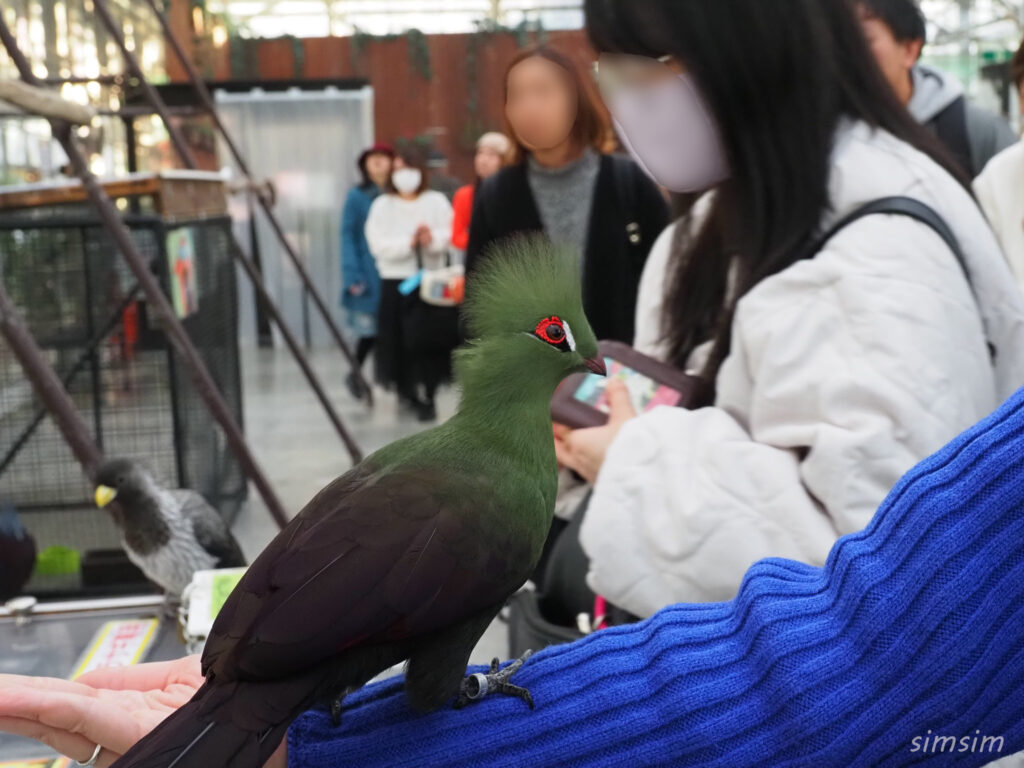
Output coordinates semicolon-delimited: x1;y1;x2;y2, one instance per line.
364;191;453;279
580;121;1024;617
974;140;1024;297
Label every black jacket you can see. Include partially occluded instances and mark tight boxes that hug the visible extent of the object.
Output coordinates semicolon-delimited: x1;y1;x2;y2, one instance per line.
465;154;670;343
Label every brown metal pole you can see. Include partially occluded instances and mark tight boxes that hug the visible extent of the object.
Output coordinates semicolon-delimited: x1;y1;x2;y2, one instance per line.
140;0;372;400
88;0;197;169
227;238;364;462
0;17;290;529
90;0;365;463
0;283;103;478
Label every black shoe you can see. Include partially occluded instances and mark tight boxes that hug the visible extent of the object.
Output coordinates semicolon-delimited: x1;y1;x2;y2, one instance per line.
416;400;437;422
345;372;366;400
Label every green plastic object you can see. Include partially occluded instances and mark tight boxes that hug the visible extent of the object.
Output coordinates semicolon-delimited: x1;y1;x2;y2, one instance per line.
210;571;245;619
35;546;81;576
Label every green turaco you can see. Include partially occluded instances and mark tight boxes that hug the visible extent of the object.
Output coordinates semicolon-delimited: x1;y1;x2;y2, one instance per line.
112;236;606;768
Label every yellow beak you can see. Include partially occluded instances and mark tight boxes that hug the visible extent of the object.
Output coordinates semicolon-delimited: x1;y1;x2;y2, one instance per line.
95;485;117;508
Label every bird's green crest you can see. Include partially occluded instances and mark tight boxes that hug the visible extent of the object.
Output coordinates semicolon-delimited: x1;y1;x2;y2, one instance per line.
463;236;588;343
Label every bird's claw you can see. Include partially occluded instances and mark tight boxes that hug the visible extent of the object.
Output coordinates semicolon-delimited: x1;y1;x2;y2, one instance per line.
330;696;343;727
455;649;535;710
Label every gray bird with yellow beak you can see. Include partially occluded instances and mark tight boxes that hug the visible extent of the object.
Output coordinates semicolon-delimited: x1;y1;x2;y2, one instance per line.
94;459;246;597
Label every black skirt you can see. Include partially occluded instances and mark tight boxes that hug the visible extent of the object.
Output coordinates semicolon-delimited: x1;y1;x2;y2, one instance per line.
375;279;456;400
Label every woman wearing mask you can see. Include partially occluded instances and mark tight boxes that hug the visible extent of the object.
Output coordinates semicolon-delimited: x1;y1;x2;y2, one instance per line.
550;0;1024;619
465;47;669;343
340;142;394;399
10;3;1024;766
365;153;454;421
450;132;511;253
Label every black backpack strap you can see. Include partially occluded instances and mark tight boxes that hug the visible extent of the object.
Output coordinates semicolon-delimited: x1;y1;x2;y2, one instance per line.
810;196;968;281
809;195;994;361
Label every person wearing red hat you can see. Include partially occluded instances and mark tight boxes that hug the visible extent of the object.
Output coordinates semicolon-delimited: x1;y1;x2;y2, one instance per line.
340;142;395;399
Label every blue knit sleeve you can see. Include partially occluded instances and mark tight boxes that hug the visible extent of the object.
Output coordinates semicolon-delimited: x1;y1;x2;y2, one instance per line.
288;388;1024;768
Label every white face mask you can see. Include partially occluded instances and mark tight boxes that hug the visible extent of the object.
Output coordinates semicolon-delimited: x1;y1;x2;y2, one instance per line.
608;73;729;193
391;168;423;195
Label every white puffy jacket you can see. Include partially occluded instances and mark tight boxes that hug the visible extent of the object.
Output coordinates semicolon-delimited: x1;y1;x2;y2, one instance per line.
579;121;1024;617
974;140;1024;296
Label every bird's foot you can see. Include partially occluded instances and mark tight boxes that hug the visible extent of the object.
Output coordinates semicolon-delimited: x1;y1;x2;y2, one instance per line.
455;650;534;710
330;696;343;727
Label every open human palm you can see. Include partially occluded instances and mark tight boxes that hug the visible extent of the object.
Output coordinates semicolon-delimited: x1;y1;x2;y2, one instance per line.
0;655;286;768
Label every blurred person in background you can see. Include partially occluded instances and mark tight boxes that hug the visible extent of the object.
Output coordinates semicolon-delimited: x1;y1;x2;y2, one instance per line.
974;38;1024;295
450;132;511;254
340;142;394;399
548;0;1024;620
465;46;670;344
365;152;454;421
426;150;463;201
856;0;1016;177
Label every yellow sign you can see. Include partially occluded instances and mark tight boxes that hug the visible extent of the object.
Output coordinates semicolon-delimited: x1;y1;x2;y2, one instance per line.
69;619;159;680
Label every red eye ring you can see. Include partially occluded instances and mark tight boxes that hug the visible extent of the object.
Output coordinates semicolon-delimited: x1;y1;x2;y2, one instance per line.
535;316;566;345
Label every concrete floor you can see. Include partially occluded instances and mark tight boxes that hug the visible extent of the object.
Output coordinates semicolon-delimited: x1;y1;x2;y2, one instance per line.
232;346;509;666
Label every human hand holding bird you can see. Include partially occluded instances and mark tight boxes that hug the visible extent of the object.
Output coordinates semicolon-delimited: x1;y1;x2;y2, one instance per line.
0;655;287;768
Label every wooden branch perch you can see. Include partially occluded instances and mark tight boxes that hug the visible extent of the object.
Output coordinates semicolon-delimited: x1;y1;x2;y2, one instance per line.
0;79;96;125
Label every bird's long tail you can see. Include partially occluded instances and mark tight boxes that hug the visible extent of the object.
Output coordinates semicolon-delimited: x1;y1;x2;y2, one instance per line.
111;679;302;768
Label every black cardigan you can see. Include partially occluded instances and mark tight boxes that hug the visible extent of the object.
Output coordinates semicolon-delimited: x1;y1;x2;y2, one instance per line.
464;154;670;343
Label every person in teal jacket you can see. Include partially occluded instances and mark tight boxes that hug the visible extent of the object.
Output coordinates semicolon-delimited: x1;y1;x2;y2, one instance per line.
340;142;394;399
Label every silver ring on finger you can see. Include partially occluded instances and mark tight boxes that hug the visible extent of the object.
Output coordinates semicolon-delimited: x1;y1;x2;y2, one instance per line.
75;743;103;767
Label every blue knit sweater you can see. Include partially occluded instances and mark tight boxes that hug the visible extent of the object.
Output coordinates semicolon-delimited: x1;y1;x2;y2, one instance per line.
288;388;1024;767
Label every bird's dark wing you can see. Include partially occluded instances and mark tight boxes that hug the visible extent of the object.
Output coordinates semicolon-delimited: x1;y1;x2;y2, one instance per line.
171;490;247;568
202;462;542;684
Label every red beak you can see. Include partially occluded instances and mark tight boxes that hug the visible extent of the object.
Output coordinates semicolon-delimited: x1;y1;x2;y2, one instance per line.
585;356;607;376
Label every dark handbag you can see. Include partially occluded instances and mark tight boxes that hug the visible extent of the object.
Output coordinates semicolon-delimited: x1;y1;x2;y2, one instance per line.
507;589;584;660
507;492;641;657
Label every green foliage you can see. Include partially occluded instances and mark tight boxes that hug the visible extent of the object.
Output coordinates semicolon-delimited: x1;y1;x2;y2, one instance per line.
226;33;303;78
461;27;487;152
287;34;305;77
348;26;433;81
406;29;433;80
228;34;259;79
350;26;374;74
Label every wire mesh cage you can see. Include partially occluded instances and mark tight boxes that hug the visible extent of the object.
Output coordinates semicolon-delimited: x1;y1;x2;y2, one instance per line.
0;189;245;598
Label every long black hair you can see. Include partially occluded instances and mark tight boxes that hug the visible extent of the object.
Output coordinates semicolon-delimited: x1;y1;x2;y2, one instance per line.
585;0;968;395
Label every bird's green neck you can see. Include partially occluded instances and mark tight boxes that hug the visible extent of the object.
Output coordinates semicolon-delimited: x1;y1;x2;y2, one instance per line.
449;338;565;461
